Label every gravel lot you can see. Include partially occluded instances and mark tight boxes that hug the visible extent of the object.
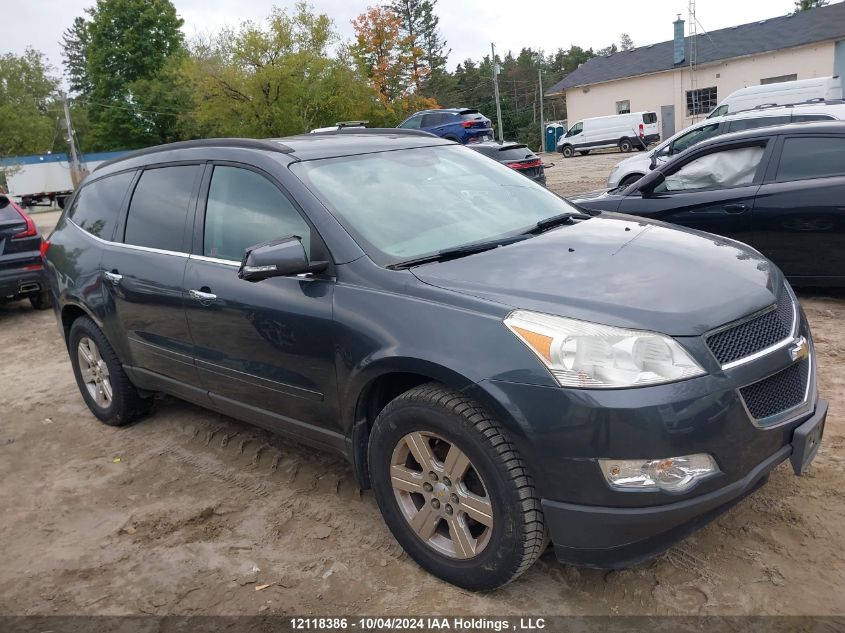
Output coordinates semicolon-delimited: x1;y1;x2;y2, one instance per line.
1;153;843;616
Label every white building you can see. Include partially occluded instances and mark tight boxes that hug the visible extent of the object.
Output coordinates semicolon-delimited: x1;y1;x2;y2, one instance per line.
545;2;845;138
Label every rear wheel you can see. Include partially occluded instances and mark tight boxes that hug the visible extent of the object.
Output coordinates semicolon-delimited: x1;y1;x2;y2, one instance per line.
368;383;546;590
619;138;633;153
29;288;51;310
68;316;153;426
561;145;574;158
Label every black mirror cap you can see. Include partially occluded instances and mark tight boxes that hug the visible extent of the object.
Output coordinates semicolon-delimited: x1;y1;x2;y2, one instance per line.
238;236;328;282
635;170;666;194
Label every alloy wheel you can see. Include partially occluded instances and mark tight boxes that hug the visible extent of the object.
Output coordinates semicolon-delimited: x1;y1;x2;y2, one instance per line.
390;431;494;559
77;336;113;409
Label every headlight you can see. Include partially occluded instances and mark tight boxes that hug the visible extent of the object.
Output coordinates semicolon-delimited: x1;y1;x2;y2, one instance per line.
504;310;705;388
599;454;719;493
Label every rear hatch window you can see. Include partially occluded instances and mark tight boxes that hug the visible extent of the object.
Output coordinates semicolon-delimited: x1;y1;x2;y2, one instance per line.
642;112;657;124
497;145;534;161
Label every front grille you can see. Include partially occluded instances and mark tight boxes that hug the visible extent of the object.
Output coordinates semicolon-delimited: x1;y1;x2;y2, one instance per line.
706;288;794;366
740;358;810;421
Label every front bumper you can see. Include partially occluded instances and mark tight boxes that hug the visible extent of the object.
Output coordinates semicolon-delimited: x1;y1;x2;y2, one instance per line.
543;399;826;568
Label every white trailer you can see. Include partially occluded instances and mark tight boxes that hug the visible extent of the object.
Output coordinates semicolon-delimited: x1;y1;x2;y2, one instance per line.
0;150;127;208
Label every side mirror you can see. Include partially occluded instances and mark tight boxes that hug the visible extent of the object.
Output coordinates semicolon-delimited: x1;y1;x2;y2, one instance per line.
634;170;666;195
238;236;328;282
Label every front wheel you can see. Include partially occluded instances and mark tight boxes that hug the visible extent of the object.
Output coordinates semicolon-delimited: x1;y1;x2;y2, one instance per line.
561;145;574;158
619;173;644;188
368;383;546;590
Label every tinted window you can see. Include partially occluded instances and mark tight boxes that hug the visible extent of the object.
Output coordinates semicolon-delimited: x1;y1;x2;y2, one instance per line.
124;165;199;252
642;112;657;124
777;136;845;181
398;115;423;129
671;123;720;154
792;114;834;122
204;166;311;262
69;171;134;240
567;123;583;137
422;112;452;127
727;116;789;132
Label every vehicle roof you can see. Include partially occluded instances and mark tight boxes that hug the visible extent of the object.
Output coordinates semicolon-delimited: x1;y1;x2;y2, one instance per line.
573;111;655;123
93;132;455;175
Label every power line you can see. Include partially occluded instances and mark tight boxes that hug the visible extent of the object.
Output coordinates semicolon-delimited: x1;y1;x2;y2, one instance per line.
74;97;186;117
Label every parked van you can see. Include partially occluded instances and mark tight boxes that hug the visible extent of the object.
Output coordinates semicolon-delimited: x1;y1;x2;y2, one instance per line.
556;111;659;158
707;77;843;118
607;100;845;188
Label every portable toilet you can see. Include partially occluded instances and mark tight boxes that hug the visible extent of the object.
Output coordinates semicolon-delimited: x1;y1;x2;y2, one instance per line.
545;123;564;152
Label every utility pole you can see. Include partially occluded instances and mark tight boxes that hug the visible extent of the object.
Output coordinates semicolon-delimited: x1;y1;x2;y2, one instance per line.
62;94;86;188
538;69;545;153
491;43;504;142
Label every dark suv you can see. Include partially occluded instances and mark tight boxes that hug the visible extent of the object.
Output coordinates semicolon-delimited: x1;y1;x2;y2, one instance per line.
44;131;826;590
397;108;493;144
1;194;50;309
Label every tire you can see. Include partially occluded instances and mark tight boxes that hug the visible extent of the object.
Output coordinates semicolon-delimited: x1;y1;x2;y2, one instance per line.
578;150;591;156
28;288;51;310
368;383;546;590
561;145;574;158
619;173;643;188
68;316;153;426
619;138;633;153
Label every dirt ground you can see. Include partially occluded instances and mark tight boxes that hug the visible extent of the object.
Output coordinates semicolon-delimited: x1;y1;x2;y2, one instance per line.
1;154;844;617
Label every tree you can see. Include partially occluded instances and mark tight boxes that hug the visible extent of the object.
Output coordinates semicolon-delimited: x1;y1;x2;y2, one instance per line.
61;17;91;95
62;0;186;149
620;33;635;51
0;49;60;158
183;3;384;137
794;0;828;10
352;6;407;103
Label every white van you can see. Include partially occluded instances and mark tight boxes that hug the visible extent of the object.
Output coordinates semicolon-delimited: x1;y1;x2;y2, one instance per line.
556;111;659;158
707;76;842;118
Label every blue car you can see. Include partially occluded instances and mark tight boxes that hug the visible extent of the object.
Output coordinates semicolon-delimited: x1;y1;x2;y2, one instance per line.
397;108;494;144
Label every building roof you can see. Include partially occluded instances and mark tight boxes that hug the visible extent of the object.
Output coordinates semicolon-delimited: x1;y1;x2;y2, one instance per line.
545;2;845;95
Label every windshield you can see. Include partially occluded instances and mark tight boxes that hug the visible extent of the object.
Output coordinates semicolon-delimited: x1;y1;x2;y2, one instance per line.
291;145;580;266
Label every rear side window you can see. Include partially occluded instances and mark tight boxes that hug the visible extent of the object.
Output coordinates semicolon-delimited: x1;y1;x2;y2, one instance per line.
204;166;311;262
124;165;200;252
791;114;834;123
422;112;451;127
398;115;423;130
642;112;657;124
727;116;789;132
69;171;134;240
777;136;845;181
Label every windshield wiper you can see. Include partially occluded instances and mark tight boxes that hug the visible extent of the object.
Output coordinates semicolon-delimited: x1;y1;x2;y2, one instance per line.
388;235;528;270
523;211;593;235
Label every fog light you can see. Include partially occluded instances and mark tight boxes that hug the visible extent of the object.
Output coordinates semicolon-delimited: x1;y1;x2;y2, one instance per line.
598;454;719;493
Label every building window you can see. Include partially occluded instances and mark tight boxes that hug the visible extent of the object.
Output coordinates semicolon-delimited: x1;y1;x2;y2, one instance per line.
686;86;718;116
616;100;630;114
761;74;797;85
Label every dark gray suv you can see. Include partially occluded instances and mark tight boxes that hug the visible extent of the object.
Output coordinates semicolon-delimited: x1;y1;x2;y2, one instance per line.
42;131;827;590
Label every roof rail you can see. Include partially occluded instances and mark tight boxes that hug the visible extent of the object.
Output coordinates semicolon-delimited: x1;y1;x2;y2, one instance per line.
308;127;439;138
732;98;845;116
94;138;295;172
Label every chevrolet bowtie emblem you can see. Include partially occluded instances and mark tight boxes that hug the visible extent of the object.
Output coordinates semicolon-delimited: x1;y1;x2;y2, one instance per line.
789;337;809;362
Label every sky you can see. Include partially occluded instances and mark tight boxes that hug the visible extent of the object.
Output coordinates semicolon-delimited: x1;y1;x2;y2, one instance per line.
2;0;815;78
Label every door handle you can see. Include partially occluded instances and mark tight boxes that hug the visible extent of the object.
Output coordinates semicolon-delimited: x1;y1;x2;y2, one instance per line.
723;203;747;213
103;271;122;285
188;289;217;304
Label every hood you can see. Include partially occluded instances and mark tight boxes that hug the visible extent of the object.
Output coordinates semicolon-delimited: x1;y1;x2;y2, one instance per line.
412;214;781;336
